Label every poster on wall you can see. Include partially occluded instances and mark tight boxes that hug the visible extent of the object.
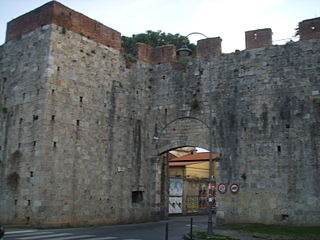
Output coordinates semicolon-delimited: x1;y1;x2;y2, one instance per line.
169;197;182;214
186;196;199;213
199;184;207;209
169;178;183;196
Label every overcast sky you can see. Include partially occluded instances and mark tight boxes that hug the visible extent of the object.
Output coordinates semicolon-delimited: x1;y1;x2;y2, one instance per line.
0;0;319;53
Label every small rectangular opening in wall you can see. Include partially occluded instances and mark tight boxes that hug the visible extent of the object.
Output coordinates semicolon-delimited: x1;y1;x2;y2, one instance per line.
15;200;17;205
33;115;39;121
22;93;25;99
52;89;55;94
80;96;83;102
132;191;143;203
281;214;289;221
285;124;290;128
51;115;55;121
76;120;80;126
33;141;36;146
37;89;40;95
28;200;31;206
19;118;23;124
53;142;57;148
30;171;33;177
277;145;281;153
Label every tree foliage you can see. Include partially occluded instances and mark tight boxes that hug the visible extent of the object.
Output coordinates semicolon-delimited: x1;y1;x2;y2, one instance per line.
121;30;196;56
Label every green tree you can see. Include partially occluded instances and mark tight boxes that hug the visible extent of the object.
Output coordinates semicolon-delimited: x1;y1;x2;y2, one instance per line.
121;30;196;56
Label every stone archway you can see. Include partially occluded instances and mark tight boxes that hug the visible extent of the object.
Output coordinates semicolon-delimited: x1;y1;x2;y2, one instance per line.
152;116;221;218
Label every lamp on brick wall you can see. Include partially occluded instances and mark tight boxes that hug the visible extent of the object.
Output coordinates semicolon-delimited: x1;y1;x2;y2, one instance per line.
176;32;207;57
176;43;192;57
177;32;215;237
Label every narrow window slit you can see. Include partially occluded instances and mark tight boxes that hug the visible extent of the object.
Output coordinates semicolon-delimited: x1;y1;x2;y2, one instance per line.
277;145;281;153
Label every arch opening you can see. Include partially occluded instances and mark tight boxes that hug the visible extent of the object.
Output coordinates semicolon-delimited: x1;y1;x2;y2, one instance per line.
158;146;218;216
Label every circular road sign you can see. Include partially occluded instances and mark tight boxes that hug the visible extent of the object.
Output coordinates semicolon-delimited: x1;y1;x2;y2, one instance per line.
217;183;227;194
230;184;240;194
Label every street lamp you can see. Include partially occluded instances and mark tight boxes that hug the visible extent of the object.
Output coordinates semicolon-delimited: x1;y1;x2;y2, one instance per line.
176;32;207;57
177;32;215;236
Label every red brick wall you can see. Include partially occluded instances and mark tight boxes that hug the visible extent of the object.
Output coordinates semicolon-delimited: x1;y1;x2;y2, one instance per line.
299;17;320;41
197;37;222;58
136;43;152;63
150;46;176;65
245;28;272;50
5;1;121;50
136;44;176;65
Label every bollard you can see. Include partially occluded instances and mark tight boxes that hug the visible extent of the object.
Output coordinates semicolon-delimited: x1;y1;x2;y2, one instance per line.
190;217;193;240
165;222;168;240
0;224;4;240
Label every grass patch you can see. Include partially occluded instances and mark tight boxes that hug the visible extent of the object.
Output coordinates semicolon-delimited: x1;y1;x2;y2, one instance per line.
226;224;320;240
184;232;238;240
191;99;200;110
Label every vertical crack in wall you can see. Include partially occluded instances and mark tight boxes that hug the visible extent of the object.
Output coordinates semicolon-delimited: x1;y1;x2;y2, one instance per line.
133;119;142;187
107;81;117;190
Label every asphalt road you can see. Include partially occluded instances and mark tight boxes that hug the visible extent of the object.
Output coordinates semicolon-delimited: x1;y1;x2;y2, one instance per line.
3;215;214;240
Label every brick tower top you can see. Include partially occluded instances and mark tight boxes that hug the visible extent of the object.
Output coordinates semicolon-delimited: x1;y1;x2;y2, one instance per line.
245;28;272;50
299;17;320;41
5;1;121;50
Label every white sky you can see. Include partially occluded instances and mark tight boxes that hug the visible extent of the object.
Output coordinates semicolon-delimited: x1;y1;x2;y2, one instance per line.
0;0;319;53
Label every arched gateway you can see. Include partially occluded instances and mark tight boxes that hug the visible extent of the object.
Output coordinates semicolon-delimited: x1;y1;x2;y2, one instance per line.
1;1;319;226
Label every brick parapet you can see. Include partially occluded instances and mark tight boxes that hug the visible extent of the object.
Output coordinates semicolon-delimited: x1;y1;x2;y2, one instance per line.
5;1;121;50
299;17;320;41
245;28;272;50
197;37;222;58
136;43;176;65
150;45;176;64
136;43;152;63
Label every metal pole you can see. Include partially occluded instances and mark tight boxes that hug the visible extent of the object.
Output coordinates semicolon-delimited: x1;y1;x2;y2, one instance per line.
190;217;193;240
207;65;214;236
165;222;168;240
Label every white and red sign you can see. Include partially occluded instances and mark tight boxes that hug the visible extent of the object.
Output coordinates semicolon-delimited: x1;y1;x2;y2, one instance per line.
217;183;227;194
230;184;240;194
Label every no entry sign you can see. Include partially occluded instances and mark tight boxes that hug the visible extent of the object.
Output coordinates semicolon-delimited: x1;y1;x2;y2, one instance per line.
217;183;227;194
230;184;240;194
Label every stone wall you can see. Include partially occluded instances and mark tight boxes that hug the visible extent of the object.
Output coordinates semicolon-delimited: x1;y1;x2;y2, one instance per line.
148;39;320;225
1;1;320;227
0;25;53;224
0;24;158;226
